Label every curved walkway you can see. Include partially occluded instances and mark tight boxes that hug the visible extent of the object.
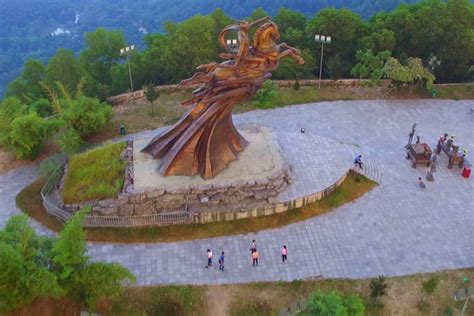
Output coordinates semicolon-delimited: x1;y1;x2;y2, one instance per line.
1;100;473;285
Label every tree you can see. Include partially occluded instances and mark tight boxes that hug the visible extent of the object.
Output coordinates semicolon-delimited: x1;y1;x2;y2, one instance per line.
351;49;391;85
370;275;388;299
5;59;46;102
143;83;159;115
358;29;396;54
273;49;316;80
162;15;217;83
248;7;269;21
274;7;307;35
79;28;126;98
0;215;62;313
52;207;135;312
0;209;135;313
302;290;365;316
46;48;84;94
306;8;364;79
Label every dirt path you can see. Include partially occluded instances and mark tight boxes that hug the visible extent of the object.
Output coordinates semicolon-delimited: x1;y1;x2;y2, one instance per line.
205;286;232;316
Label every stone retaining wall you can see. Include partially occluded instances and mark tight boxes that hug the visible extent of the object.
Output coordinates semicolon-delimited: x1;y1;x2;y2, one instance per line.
62;161;293;218
192;170;348;224
107;79;392;105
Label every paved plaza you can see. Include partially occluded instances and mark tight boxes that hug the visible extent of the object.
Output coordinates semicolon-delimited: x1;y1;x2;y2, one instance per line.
0;99;473;285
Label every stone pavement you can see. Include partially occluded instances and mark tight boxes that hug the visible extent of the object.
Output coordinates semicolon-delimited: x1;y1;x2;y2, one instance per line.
1;100;473;285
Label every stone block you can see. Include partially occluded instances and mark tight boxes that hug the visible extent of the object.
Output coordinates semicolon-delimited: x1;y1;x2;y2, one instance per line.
133;200;155;215
118;204;134;216
93;206;118;216
166;187;183;194
147;189;165;198
130;193;147;204
98;198;116;208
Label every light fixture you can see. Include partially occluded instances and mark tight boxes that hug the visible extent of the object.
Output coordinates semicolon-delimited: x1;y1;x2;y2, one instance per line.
301;128;305;133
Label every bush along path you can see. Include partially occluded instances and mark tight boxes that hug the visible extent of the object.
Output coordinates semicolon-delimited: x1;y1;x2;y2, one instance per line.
1;99;473;286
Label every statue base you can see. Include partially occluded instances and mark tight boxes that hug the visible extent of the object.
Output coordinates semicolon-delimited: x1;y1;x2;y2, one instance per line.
84;125;292;217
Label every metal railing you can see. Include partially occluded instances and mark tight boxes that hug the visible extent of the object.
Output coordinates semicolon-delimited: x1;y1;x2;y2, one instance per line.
41;160;192;227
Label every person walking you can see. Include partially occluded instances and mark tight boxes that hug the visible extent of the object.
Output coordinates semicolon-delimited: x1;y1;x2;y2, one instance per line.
252;249;259;267
418;177;426;189
218;251;225;271
250;240;257;253
354;155;363;169
281;245;288;263
206;249;213;268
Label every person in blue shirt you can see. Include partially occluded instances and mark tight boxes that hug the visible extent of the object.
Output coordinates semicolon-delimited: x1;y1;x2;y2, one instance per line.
354;154;363;169
219;251;225;271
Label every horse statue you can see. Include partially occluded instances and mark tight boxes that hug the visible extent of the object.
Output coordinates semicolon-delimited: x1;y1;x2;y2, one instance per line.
142;18;304;179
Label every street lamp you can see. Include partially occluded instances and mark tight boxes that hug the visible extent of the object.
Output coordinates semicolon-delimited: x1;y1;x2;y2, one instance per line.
226;39;238;51
314;34;331;89
120;45;135;99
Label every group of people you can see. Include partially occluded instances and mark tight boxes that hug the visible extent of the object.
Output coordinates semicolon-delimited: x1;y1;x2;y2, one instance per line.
205;240;288;271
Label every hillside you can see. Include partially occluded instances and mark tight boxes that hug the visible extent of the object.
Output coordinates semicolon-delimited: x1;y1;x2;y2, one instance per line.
0;0;420;96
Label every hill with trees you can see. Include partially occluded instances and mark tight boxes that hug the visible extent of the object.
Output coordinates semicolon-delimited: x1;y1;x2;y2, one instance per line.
0;0;423;96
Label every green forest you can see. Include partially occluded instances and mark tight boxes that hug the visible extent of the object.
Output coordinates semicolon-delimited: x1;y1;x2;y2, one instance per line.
2;0;474;104
0;0;423;96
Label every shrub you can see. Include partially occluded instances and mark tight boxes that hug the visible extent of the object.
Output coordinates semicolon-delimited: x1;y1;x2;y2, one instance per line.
8;112;60;158
370;275;388;299
0;97;27;145
58;129;84;155
302;290;365;316
253;80;278;109
419;276;440;304
293;79;301;90
29;98;54;117
62;96;113;137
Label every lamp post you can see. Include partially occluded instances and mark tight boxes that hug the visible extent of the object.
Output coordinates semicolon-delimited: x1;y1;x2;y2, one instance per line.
314;34;331;89
120;45;135;100
226;39;238;53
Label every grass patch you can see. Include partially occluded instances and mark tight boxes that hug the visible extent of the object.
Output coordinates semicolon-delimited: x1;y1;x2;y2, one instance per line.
229;299;272;316
225;269;474;316
105;286;207;316
15;269;473;315
17;171;375;243
434;84;474;100
62;142;126;204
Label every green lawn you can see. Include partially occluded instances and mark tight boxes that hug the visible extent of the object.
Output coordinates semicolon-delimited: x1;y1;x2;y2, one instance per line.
62;142;127;204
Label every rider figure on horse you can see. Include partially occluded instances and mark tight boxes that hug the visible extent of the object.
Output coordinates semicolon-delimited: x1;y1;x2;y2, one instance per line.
235;16;270;66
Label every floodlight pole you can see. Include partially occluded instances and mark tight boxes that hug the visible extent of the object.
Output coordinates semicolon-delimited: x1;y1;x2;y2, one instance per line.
319;43;324;89
314;34;331;89
120;45;135;101
127;53;134;97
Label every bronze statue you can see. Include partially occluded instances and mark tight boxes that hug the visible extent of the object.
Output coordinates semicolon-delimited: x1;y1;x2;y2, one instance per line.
142;18;304;179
